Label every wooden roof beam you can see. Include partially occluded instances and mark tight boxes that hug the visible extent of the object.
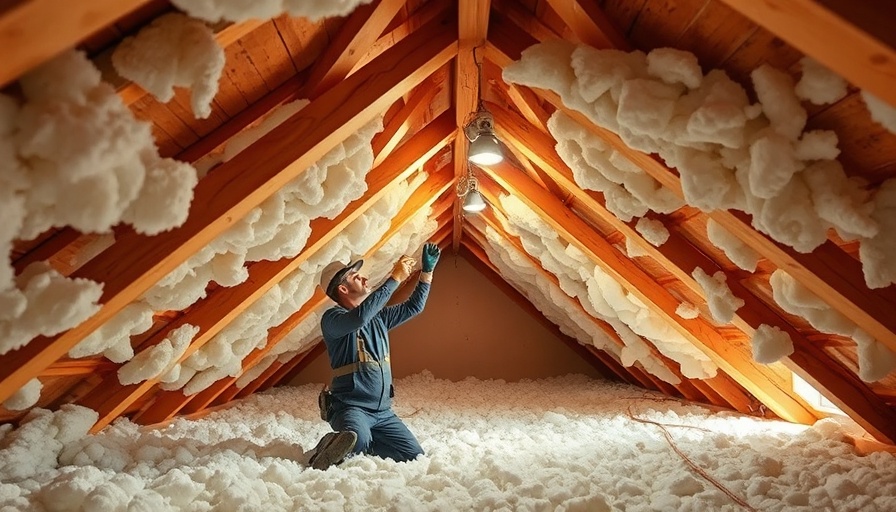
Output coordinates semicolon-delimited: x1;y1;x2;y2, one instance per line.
349;0;453;75
373;74;444;167
0;0;155;87
303;0;407;98
79;114;455;431
135;165;454;422
487;13;896;356
487;100;896;438
452;0;491;253
466;203;697;401
542;0;629;50
472;197;733;406
717;0;896;106
478;160;816;423
0;18;457;405
462;223;663;393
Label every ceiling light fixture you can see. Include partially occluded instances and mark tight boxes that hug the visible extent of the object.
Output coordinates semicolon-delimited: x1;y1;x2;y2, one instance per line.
457;164;487;213
464;47;503;166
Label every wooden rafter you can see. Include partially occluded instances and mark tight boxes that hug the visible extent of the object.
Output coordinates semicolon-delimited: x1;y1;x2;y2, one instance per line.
463;220;672;395
349;0;453;75
79;113;455;431
373;74;444;167
0;18;458;405
458;237;623;383
134;165;454;423
487;18;896;357
488;101;896;442
467;207;686;396
717;0;896;105
470;184;765;412
303;0;407;97
477;158;816;423
0;0;155;87
542;0;629;50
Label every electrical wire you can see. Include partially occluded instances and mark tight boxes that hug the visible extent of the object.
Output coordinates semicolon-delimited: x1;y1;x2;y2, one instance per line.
625;404;759;512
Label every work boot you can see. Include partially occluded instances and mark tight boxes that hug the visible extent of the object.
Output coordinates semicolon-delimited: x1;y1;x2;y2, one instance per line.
308;431;357;470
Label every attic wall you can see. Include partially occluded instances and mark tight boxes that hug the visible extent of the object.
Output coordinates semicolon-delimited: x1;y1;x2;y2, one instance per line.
290;254;603;385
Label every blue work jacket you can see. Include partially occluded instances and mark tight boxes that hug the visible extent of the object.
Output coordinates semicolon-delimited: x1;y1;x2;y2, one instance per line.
321;277;430;411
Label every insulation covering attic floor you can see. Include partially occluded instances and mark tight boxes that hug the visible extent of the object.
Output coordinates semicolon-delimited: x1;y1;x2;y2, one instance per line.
2;0;896;510
2;373;895;511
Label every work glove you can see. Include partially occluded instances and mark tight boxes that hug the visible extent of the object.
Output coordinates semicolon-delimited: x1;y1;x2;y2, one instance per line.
422;242;440;273
391;255;415;282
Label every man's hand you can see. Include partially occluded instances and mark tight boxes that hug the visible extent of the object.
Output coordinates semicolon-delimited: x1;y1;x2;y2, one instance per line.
391;255;415;282
422;243;440;273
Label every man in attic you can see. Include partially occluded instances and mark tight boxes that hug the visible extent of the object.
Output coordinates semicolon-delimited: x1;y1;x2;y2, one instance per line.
308;243;441;469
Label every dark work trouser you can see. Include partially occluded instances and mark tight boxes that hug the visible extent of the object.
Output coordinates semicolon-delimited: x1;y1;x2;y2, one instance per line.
329;405;423;462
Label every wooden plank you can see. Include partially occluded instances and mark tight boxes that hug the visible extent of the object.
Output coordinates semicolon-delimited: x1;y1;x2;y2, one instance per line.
673;0;757;69
689;377;732;409
717;0;896;106
477;161;816;423
598;0;649;38
808;93;896;186
543;0;629;49
273;14;330;73
174;76;305;164
0;0;155;87
628;0;706;52
719;26;802;86
237;21;296;92
165;88;229;138
304;0;407;98
503;83;550;132
108;20;265;107
130;95;196;153
224;42;270;106
0;25;458;405
39;359;118;377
